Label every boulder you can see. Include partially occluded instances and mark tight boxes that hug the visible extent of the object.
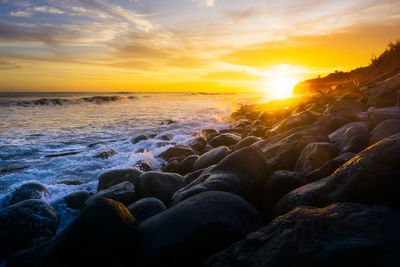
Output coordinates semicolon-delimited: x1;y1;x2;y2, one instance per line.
37;198;139;267
323;99;366;120
57;180;84;186
295;142;339;174
61;190;93;210
178;155;199;175
335;124;371;153
206;203;400;267
140;191;263;267
86;181;136;206
274;133;400;216
314;114;353;134
201;129;219;140
209;133;241;148
370;119;400;145
328;121;371;143
368;106;400;125
131;134;148;144
172;147;266;207
8;182;50;206
272;111;317;135
193;146;231;170
127;197;166;223
93;149;116;159
234;136;260;151
134;159;155;172
159;145;196;162
188;136;207;152
182;167;210;185
367;75;400;107
138;172;183;205
0;200;58;259
260;170;306;221
97;168;142;191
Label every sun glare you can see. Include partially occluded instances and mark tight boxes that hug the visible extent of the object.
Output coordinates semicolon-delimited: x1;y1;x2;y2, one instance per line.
266;77;298;99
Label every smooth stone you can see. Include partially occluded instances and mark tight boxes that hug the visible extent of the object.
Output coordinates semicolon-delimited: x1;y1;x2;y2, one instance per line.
93;149;116;159
328;121;371;143
179;155;199;175
9;182;50;206
314;114;353;134
57;180;84;185
140;191;263;267
97;168;142;191
323;99;366;120
86;181;136;206
295;142;339;174
201;129;219;140
131;134;148;144
188;136;207;152
134;159;155;172
367;75;400;107
193;146;231;171
336;124;371;153
209;133;241;148
159;145;197;162
368;106;400;125
62;190;93;210
0;199;58;259
370;119;400;145
234;136;260;151
127;197;166;222
272;111;317;135
206;203;400;267
138;172;183;205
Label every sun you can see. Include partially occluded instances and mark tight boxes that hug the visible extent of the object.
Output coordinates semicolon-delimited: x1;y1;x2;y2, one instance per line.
265;76;298;99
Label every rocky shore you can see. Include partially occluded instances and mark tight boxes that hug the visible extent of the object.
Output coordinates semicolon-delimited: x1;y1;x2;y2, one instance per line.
2;68;400;266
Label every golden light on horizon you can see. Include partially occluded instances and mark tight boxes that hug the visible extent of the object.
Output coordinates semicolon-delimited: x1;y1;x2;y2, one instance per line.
261;74;299;99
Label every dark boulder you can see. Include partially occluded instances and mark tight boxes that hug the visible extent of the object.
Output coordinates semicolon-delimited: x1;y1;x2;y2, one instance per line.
335;124;371;153
314;114;353;134
182;167;210;185
159;145;196;162
140;191;263;267
209;133;241;148
131;134;148;144
86;181;136;206
274;133;400;216
53;190;93;210
206;203;400;267
37;198;139;267
0;200;58;259
188;136;207;152
323;99;366;120
201;129;219;140
97;168;142;191
193;146;231;170
234;136;260;151
9;182;50;205
328;121;371;143
295;142;339;174
367;75;400;107
93;149;116;159
134;159;155;172
172;147;266;207
138;172;183;205
127;197;166;223
179;155;199;175
370;119;400;145
57;180;84;186
158;134;172;141
368;106;400;125
272;111;317;135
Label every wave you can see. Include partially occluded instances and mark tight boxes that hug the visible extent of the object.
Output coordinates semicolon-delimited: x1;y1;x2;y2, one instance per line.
0;95;138;107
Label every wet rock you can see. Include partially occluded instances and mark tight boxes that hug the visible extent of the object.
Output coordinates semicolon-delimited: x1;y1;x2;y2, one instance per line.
367;75;400;107
37;198;139;267
163;160;180;173
9;182;50;205
335;124;371;153
247;126;267;137
260;170;306;221
0;199;58;259
201;129;219;140
209;133;241;148
134;159;155;172
323;99;366;120
172;147;266;207
188;136;207;152
368;106;400;125
370;119;400;144
314;114;353;134
131;134;148;144
97;168;142;191
274;133;400;216
206;203;400;267
182;167;210;185
234;136;260;151
272;111;317;135
87;181;136;206
295;142;339;174
328;121;371;143
159;145;196;162
138;172;183;205
140;191;263;267
44;151;83;158
57;180;84;185
193;146;231;171
93;148;116;159
127;197;166;223
179;155;199;175
158;134;172;141
61;190;93;210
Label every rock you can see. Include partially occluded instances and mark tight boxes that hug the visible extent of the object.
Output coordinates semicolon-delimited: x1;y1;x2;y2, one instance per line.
314;114;353;134
188;136;207;152
179;155;199;175
37;198;139;267
172;147;266;207
57;180;84;185
0;200;58;259
367;75;400;107
234;136;260;151
260;170;306;221
127;197;166;222
158;134;172;141
140;191;263;267
9;182;50;205
193;146;231;171
163;160;180;173
201;128;219;140
97;168;142;191
62;190;93;210
138;172;183;205
131;134;148;144
370;119;400;144
295;142;339;174
272;111;317;135
159;145;196;162
86;181;136;206
368;106;400;125
328;121;371;143
44;150;83;158
305;152;355;182
206;203;400;267
323;99;366;120
134;159;155;172
335;124;371;153
182;167;210;185
209;133;241;148
93;149;116;159
274;133;400;216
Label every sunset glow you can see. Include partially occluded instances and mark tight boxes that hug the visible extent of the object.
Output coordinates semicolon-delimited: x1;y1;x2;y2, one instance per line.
0;0;400;93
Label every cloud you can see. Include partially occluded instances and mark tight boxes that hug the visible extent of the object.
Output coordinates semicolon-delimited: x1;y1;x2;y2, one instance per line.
202;71;262;81
192;0;216;7
10;11;32;17
33;6;64;14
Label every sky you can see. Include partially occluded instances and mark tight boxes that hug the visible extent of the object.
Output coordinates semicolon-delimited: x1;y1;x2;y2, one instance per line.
0;0;400;92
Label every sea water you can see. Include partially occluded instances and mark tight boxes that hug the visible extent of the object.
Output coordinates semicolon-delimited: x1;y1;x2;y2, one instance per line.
0;91;268;228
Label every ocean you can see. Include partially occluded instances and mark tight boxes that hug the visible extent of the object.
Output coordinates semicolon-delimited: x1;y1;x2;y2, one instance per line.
0;91;268;229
